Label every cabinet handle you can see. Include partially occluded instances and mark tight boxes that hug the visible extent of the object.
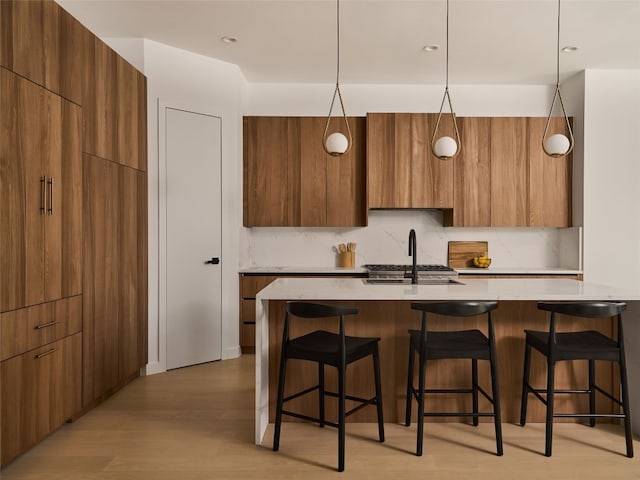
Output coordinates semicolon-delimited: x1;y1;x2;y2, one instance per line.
35;348;57;359
34;321;59;330
47;177;54;215
41;176;47;214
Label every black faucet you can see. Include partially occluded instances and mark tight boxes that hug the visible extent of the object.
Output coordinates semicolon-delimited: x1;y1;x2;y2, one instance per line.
408;229;418;284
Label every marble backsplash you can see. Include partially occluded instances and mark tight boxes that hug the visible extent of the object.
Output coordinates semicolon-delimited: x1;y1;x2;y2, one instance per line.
240;210;582;270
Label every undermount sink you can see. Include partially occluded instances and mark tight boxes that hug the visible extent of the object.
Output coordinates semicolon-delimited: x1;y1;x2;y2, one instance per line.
362;278;465;286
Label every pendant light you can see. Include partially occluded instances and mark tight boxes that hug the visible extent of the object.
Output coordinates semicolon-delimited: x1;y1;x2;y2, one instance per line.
322;0;352;156
431;0;461;161
542;0;574;158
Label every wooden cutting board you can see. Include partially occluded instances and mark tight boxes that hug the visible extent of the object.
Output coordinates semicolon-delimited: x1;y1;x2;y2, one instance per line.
448;241;488;268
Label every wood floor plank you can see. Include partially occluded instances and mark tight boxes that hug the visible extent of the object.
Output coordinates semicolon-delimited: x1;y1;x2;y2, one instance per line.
1;355;638;479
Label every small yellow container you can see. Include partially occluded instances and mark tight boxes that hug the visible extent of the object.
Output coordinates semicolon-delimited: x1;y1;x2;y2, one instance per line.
337;251;355;268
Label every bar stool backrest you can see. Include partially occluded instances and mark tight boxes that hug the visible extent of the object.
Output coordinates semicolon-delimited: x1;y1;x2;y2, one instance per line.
410;301;498;317
538;302;626;318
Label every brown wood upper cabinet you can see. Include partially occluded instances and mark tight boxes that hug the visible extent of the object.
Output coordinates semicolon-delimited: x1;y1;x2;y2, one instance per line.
0;0;83;105
243;116;366;227
367;113;454;209
444;116;571;227
0;69;82;312
82;32;147;170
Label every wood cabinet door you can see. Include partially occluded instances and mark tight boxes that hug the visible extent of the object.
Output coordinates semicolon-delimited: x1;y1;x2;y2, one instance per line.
118;167;147;380
0;333;82;466
528;117;572;227
43;0;83;105
448;117;492;226
43;92;83;303
82;32;117;162
367;113;411;208
1;1;83;105
83;156;120;405
297;118;327;226
116;57;147;171
413;113;454;208
0;0;45;87
243;117;295;226
490;117;528;226
326;117;367;226
367;113;453;209
0;70;46;312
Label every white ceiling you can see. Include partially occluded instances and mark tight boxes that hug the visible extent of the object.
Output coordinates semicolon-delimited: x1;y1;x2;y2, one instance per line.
59;0;640;85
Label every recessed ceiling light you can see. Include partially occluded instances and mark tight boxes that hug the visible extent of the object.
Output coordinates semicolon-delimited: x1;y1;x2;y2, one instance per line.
561;46;578;52
423;45;439;52
221;36;238;44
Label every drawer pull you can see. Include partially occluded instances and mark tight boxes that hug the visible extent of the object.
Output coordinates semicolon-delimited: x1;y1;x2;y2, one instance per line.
34;321;59;330
35;348;57;359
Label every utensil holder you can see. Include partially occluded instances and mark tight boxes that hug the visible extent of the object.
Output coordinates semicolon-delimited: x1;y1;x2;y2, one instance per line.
337;251;355;268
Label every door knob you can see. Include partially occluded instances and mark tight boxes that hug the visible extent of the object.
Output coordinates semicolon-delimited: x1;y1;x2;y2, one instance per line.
204;257;220;265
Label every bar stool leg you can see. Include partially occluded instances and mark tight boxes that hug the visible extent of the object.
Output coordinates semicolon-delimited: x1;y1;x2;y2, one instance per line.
416;351;426;457
588;360;596;427
619;355;635;458
472;359;479;427
319;362;325;428
520;342;532;427
489;339;503;456
373;346;385;442
338;362;346;472
405;343;415;427
545;357;556;457
273;354;288;451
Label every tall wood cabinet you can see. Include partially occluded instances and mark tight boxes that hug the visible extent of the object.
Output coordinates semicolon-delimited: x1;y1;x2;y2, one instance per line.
243;116;366;227
0;0;147;467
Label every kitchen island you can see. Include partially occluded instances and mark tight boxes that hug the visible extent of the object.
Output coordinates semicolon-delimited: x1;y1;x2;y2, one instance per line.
254;277;640;444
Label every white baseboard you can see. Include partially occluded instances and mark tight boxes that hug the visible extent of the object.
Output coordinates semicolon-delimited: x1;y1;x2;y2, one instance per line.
144;361;166;376
223;345;241;360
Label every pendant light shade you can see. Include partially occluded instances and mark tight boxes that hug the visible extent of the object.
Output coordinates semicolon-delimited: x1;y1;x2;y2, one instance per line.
542;0;574;158
431;0;461;161
544;133;571;157
322;0;352;156
433;135;458;158
325;132;349;155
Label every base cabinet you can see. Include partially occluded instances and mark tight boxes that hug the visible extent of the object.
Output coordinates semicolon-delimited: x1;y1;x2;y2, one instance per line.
1;333;82;466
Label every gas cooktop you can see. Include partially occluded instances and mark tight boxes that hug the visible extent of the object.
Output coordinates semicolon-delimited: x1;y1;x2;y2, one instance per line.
364;264;458;280
363;264;460;284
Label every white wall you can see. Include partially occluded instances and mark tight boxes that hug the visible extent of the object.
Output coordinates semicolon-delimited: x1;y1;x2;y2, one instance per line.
141;40;247;373
580;69;640;434
582;70;640;288
243;82;580;270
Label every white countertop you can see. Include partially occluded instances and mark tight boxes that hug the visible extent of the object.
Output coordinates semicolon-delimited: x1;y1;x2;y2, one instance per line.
256;277;640;301
239;266;366;274
456;267;582;275
239;266;581;275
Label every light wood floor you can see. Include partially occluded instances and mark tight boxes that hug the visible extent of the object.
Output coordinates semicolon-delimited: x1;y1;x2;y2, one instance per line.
2;354;638;479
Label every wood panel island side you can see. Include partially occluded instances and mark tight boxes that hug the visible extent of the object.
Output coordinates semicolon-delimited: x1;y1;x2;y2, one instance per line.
253;277;640;444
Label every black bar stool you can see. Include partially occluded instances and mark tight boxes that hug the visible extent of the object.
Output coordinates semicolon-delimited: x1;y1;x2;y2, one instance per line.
520;301;633;457
405;301;503;456
272;302;385;472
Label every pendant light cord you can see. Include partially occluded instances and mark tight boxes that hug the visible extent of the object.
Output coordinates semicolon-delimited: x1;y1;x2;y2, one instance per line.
556;0;560;86
445;0;449;87
336;0;341;85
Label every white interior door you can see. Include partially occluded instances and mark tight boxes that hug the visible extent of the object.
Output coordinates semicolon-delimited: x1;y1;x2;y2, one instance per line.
165;108;222;370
